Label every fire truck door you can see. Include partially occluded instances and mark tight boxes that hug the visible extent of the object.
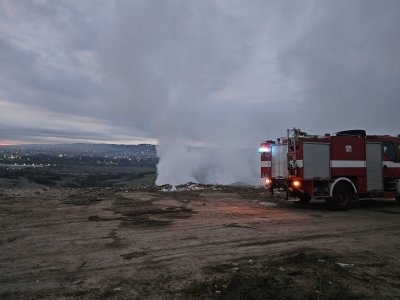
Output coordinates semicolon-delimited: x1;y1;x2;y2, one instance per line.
366;142;383;191
303;143;330;179
271;144;288;178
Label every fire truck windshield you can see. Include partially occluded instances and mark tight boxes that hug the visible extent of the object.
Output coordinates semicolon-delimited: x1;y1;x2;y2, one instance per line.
383;141;398;161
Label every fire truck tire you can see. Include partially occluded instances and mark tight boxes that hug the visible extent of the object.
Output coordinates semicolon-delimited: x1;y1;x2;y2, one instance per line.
328;182;353;210
396;196;400;204
298;193;311;204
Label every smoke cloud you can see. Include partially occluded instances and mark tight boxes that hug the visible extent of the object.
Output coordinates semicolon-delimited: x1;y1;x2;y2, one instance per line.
98;1;279;185
156;140;260;186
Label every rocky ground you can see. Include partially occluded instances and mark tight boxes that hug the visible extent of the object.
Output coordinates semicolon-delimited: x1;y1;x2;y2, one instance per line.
1;184;400;299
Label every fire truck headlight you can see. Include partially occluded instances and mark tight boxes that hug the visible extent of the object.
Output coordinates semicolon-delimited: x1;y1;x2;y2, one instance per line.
258;147;270;153
265;178;272;186
292;180;301;188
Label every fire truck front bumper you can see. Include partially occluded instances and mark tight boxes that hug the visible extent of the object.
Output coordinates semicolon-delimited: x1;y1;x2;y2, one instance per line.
264;177;308;198
263;177;287;190
287;187;307;198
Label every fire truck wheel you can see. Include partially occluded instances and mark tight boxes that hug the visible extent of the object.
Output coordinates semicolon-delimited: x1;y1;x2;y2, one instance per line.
328;182;353;210
298;193;311;204
396;196;400;204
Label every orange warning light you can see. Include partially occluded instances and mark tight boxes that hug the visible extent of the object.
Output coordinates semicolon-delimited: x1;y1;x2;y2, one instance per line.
292;180;301;188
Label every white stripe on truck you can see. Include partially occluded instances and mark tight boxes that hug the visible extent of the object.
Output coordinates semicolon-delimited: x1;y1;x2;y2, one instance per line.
331;160;366;168
261;161;271;168
265;159;400;170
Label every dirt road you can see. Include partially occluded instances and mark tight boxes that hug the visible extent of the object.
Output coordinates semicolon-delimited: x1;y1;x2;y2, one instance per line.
1;186;400;299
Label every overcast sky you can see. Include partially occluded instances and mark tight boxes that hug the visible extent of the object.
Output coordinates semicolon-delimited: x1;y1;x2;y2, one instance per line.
1;0;399;146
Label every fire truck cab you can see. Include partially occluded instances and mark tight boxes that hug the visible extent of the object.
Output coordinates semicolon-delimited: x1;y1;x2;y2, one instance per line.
260;128;400;210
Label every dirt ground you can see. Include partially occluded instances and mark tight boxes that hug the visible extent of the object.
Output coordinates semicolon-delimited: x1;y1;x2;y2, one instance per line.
1;185;400;299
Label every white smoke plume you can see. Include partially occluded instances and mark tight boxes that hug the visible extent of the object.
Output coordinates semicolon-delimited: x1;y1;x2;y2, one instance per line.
98;1;282;186
156;139;260;186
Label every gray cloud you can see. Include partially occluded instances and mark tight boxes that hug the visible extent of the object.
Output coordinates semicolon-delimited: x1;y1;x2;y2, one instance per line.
278;1;400;133
0;0;399;183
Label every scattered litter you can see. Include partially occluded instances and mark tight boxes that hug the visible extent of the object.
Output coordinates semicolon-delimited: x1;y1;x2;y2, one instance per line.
259;201;277;207
177;183;201;191
336;262;354;268
159;184;175;192
157;182;225;192
229;267;239;273
156;182;267;192
215;290;222;295
318;259;326;263
113;287;122;291
279;267;285;272
248;259;254;265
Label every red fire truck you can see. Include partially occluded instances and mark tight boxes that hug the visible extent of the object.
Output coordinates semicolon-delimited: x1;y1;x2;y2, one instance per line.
260;128;400;210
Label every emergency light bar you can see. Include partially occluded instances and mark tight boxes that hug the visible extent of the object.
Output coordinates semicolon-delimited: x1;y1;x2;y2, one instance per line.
258;147;270;153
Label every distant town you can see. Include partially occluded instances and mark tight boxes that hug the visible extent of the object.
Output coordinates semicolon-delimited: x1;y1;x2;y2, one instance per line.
0;143;158;169
0;144;158;188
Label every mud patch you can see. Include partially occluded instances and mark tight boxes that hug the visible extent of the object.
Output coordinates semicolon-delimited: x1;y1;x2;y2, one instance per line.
105;229;125;248
120;251;146;260
64;194;104;206
236;188;270;200
111;195;195;228
119;217;173;228
364;208;400;214
157;192;202;204
223;222;256;229
88;215;109;221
